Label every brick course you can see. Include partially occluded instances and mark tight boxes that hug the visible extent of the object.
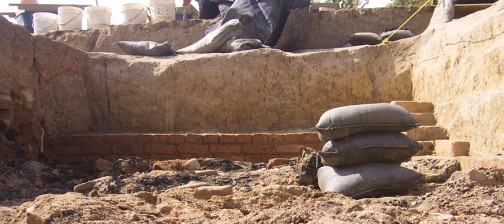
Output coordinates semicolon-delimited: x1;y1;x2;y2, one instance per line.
47;132;321;164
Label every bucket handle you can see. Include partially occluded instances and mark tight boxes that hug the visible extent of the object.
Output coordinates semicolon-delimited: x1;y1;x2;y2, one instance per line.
38;19;57;32
59;12;83;25
127;8;146;23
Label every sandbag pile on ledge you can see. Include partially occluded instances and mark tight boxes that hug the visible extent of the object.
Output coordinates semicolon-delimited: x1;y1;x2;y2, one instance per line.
314;103;425;199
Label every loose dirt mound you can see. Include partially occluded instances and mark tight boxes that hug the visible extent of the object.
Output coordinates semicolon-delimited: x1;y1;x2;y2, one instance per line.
2;155;504;223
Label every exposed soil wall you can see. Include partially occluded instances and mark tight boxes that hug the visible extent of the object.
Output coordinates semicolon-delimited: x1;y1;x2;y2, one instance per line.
82;47;412;133
408;1;504;156
1;2;504;160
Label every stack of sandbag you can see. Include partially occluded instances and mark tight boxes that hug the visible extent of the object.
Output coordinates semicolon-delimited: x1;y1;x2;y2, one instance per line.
314;103;425;199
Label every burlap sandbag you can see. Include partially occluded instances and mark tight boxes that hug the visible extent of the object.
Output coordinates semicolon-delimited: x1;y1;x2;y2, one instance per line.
115;41;176;56
319;132;421;166
317;164;424;198
346;32;382;46
315;103;419;143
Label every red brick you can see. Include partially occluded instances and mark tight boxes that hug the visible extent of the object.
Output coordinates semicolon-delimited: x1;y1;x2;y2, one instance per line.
186;134;203;143
86;135;105;144
302;133;321;143
243;145;274;154
83;145;112;154
167;134;186;144
219;134;236;143
210;145;241;154
235;134;252;143
252;134;269;144
228;155;245;162
49;145;82;155
112;145;144;155
269;134;285;144
284;133;302;144
54;135;73;144
71;135;87;144
144;144;176;154
202;134;220;143
275;145;302;154
137;134;169;144
178;144;209;154
105;135;138;144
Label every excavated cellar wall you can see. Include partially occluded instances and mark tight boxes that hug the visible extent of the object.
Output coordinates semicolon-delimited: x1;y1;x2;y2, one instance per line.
409;1;504;156
0;17;91;165
82;46;413;133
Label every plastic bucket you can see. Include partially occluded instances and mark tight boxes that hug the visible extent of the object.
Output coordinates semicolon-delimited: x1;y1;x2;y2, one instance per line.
57;6;83;30
84;6;112;29
33;12;58;35
149;0;176;22
121;3;148;24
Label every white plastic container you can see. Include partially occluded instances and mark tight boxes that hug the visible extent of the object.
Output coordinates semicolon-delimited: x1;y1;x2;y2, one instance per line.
149;0;176;22
33;12;58;35
121;3;148;24
57;6;83;30
84;6;112;29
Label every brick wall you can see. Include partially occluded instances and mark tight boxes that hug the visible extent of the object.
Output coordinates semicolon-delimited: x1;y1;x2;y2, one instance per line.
46;132;324;164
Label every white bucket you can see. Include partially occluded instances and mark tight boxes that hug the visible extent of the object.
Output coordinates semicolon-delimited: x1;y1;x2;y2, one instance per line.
121;3;148;24
84;6;112;29
33;12;58;35
149;0;176;22
57;6;83;30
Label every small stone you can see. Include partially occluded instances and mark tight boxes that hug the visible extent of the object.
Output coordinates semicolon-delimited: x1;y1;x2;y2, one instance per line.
194;170;218;176
0;94;12;110
174;181;210;189
156;202;172;214
448;169;487;183
94;158;112;172
152;159;185;171
11;88;34;103
133;191;157;205
266;158;292;169
88;189;99;197
25;206;44;224
194;185;233;199
74;181;95;194
21;161;46;173
183;158;201;171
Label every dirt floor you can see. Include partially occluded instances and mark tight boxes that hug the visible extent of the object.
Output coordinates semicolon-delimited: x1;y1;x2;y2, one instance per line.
1;150;503;224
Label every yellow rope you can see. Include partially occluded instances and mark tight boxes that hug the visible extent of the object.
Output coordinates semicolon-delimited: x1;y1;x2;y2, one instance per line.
381;0;433;44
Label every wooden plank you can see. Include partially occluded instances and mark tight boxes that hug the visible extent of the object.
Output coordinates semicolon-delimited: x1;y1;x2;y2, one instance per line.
0;12;16;18
455;3;493;17
9;4;91;12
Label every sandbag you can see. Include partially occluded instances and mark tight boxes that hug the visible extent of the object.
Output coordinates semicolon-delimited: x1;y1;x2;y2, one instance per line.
115;41;176;56
426;0;455;30
319;132;422;166
317;164;424;198
217;38;267;53
379;29;414;42
315;103;420;143
346;32;382;46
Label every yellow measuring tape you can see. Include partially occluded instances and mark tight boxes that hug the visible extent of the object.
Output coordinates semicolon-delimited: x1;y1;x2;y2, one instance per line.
381;0;433;44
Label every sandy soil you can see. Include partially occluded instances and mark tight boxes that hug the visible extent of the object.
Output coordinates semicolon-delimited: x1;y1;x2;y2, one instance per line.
1;152;503;223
